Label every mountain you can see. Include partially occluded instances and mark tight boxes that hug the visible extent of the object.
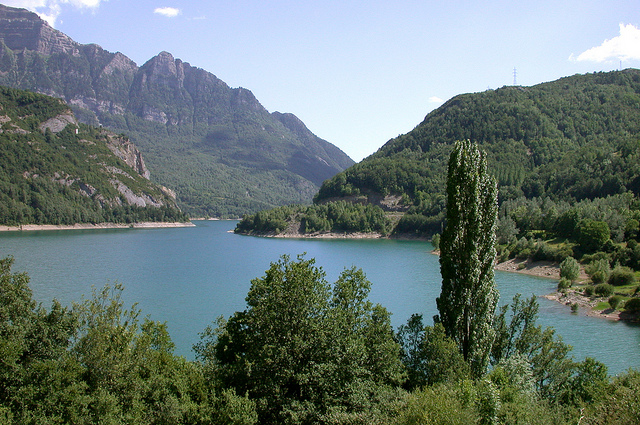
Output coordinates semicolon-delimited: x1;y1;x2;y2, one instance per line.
0;4;354;218
236;70;640;239
0;85;187;226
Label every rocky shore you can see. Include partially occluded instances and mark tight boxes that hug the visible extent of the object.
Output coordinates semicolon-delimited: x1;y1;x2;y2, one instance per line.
494;258;633;321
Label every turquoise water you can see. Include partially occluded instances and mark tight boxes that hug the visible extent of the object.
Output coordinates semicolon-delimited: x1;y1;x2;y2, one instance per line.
1;220;638;374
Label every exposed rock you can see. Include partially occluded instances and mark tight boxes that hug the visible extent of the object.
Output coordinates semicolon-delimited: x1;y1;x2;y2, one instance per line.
111;179;162;207
39;113;77;133
105;134;151;179
78;182;97;197
0;5;79;55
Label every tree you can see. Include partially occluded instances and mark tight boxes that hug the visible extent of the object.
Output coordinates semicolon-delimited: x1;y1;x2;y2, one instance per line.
397;315;470;389
559;257;580;283
197;254;404;424
436;140;499;377
577;219;610;253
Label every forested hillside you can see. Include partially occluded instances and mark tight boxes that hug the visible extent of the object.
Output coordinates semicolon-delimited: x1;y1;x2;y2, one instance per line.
238;69;640;253
0;4;354;218
0;86;187;226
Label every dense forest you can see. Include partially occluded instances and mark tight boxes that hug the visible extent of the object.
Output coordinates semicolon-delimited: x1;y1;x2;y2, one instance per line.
1;254;638;424
0;86;188;226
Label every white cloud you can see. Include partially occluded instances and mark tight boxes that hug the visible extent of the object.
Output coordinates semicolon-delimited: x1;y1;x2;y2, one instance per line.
572;23;640;63
428;96;443;103
2;0;104;27
154;7;181;18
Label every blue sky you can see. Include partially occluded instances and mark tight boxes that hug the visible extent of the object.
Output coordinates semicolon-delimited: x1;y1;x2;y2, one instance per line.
4;0;640;161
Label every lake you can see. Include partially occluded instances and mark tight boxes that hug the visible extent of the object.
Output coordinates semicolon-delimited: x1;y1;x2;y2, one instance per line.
1;220;638;375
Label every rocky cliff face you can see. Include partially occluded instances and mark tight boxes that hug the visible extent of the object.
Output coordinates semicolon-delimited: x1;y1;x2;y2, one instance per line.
104;133;151;180
0;5;79;55
0;4;355;217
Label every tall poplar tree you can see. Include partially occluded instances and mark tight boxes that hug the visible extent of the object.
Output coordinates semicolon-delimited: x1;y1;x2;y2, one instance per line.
436;140;499;377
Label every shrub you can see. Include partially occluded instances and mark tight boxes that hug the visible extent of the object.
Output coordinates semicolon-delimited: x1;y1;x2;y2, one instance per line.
586;259;611;284
624;297;640;312
560;257;580;282
594;283;614;298
608;295;623;310
584;285;595;297
431;233;440;251
558;278;571;291
608;266;637;286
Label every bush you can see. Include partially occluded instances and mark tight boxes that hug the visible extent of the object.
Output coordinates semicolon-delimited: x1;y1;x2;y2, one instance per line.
608;295;623;310
584;285;595;297
431;233;441;250
558;278;571;291
608;266;637;286
586;259;611;284
594;283;614;297
560;257;580;282
624;297;640;312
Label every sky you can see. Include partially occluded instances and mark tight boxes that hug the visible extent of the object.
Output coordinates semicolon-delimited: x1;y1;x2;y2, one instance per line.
3;0;640;161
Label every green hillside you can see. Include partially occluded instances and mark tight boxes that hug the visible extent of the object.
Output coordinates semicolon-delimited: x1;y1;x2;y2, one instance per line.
237;70;640;264
0;86;187;226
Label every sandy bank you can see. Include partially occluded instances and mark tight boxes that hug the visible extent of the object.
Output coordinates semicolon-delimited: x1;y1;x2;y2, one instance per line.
0;222;195;232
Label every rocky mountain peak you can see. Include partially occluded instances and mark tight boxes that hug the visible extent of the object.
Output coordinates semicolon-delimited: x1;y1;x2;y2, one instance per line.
0;4;78;55
138;51;187;90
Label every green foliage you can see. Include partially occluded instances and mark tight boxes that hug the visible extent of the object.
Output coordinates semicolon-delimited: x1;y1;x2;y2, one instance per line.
491;294;587;401
608;295;623;310
594;283;614;298
608;265;637;286
584;285;595;297
0;256;257;424
557;278;571;291
431;233;440;250
623;297;640;312
0;252;631;424
582;369;640;425
235;201;392;235
308;70;640;269
397;316;470;389
392;383;478;425
437;141;498;377
196;254;404;424
559;257;580;282
587;259;611;284
577;219;611;253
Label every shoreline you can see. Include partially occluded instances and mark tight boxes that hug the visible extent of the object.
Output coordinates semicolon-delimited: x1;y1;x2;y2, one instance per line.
494;258;627;322
0;221;195;232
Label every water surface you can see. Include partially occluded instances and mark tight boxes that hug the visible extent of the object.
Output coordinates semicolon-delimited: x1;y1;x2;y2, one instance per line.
1;220;637;374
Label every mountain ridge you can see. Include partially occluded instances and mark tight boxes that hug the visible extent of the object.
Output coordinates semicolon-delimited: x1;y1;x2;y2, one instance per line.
0;4;354;217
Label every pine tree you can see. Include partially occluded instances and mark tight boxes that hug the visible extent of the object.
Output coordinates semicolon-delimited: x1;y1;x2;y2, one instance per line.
436;140;499;377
